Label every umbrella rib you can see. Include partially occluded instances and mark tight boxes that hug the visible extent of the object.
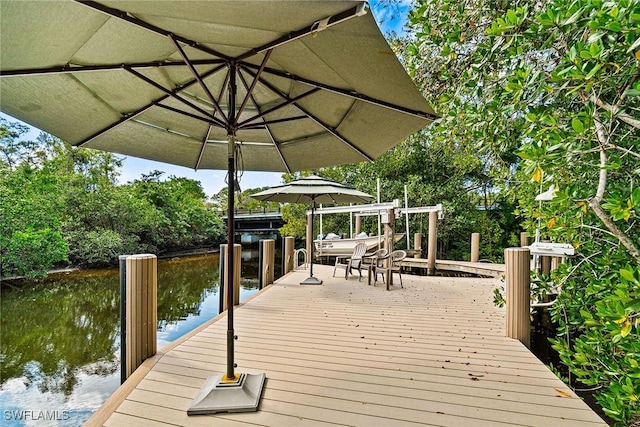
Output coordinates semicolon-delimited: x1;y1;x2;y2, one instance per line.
74;64;227;147
169;35;228;125
236;4;366;62
73;102;158;147
244;63;439;121
125;66;221;125
242;116;308;129
236;86;321;128
0;59;226;77
243;69;374;162
289;103;375;162
236;50;272;123
217;72;230;117
195;125;214;170
236;71;292;174
156;104;223;128
75;0;233;62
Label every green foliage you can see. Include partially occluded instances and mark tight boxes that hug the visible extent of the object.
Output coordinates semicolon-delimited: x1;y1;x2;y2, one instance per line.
2;228;68;278
550;264;640;421
0;119;225;272
279;203;309;238
129;172;224;254
0;122;68;277
407;0;640;422
210;184;283;213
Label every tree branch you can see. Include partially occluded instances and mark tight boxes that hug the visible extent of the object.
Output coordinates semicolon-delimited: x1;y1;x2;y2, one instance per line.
590;94;640;129
588;108;640;263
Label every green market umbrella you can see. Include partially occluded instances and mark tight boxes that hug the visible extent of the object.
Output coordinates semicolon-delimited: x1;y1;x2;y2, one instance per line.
252;174;374;284
0;0;436;415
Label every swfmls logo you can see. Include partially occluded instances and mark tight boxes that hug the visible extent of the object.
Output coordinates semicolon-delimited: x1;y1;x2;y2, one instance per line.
4;410;70;421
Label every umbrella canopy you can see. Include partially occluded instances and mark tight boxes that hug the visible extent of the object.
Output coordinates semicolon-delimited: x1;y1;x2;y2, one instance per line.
0;1;436;172
251;174;373;204
252;175;374;285
0;0;436;414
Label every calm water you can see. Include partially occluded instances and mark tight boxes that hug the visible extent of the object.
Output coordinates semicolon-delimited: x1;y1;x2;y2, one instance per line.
0;251;275;426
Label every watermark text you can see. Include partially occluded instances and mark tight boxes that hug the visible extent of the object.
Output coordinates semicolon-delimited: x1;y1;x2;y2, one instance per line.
4;410;70;422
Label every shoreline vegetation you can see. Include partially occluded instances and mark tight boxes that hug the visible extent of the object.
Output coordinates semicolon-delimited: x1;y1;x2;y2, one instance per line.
0;247;221;284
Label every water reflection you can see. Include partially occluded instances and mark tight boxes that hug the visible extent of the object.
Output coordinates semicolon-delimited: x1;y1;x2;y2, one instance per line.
0;252;265;426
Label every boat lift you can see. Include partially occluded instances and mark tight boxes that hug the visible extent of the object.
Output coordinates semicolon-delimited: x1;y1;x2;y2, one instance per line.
311;200;444;256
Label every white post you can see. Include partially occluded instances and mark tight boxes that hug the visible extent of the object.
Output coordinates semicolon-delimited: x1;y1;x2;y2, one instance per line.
404;185;410;250
377;178;381;246
350;204;353;238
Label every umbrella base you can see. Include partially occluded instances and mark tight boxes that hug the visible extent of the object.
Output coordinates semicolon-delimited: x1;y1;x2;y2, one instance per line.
187;373;266;415
300;276;323;285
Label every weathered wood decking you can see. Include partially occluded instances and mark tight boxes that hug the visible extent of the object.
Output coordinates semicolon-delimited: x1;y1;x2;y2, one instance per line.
88;265;606;427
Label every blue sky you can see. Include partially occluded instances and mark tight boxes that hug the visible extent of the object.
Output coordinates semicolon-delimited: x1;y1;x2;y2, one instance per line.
1;2;410;197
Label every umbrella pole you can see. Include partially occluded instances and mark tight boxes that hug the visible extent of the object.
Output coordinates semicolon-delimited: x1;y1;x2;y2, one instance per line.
300;198;322;285
226;147;236;381
310;200;315;278
188;81;265;416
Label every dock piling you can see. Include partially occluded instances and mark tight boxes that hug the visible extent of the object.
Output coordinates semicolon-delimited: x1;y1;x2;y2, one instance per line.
124;254;157;380
283;236;295;275
471;233;480;263
118;255;129;384
505;247;530;348
414;233;422;258
220;244;241;310
259;239;276;288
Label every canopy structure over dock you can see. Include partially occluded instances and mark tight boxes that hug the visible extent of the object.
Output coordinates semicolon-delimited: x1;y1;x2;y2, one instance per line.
88;264;605;426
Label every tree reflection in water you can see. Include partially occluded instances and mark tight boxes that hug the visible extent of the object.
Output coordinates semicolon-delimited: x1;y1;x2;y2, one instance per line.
0;253;263;424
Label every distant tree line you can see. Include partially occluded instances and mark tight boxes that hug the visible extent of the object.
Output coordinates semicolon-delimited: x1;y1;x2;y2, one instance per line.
0;119;225;278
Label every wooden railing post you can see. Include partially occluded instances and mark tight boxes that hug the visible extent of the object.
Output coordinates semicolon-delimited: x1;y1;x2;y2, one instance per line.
283;236;295;275
520;232;528;247
220;243;241;311
125;254;157;379
505;248;530;348
355;215;362;236
118;255;128;384
414;233;422;258
471;232;480;263
259;239;275;288
427;211;437;275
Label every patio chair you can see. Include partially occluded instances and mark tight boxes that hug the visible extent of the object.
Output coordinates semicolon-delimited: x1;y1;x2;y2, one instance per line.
375;250;407;288
362;248;388;285
333;242;368;281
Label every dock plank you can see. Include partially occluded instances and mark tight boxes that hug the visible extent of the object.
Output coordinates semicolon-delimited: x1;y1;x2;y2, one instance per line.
88;265;606;427
400;258;506;277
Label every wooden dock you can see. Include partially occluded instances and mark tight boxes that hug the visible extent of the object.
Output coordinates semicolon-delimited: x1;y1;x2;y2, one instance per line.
88;265;606;427
400;258;506;278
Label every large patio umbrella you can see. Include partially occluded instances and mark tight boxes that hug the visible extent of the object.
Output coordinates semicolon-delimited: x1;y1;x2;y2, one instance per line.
0;0;437;414
251;174;374;284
